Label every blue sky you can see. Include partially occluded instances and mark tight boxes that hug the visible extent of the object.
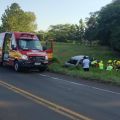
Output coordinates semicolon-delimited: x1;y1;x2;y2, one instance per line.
0;0;112;31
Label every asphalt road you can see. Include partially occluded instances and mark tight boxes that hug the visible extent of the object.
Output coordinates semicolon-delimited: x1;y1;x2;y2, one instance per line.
0;67;120;120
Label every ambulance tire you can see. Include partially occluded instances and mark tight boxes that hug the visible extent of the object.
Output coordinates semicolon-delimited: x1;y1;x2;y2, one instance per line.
0;62;3;66
1;61;6;67
14;61;21;72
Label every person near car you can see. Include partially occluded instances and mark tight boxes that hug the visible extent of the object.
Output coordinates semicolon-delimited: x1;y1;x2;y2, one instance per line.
82;56;90;71
106;63;113;71
91;59;98;67
98;61;104;70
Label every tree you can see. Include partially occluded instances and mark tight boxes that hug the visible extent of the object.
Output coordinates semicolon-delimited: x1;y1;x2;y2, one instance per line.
47;24;74;42
46;23;86;43
0;25;3;32
110;26;120;51
96;1;120;51
85;12;98;45
78;19;86;43
37;30;46;41
1;3;37;32
112;0;120;3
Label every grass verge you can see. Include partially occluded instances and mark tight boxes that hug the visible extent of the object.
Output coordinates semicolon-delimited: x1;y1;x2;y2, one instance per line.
48;42;120;85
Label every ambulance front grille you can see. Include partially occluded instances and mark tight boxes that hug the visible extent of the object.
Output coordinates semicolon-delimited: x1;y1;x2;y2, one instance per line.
29;56;45;62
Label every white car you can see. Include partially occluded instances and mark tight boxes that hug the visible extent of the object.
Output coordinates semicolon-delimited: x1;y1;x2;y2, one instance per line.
64;55;89;67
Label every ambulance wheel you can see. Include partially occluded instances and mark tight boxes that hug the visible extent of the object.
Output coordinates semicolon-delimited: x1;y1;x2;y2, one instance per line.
14;61;21;72
0;62;3;66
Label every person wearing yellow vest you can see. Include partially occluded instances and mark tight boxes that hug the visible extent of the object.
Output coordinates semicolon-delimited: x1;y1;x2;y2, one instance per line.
106;64;113;71
112;60;117;69
108;60;112;64
91;60;97;67
99;61;104;70
116;60;120;71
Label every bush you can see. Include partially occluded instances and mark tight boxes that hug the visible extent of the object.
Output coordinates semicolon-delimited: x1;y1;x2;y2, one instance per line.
51;57;60;63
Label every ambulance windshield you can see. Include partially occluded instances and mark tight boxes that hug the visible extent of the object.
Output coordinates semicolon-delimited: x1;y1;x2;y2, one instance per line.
18;39;43;50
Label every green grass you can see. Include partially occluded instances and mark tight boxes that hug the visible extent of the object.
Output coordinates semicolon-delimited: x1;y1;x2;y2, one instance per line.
48;42;120;85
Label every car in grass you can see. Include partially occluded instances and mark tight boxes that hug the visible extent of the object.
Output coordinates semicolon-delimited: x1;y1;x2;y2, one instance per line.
64;55;90;67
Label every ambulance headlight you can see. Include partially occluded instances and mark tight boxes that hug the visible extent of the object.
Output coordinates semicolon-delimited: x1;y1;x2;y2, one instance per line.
21;55;28;60
45;55;48;60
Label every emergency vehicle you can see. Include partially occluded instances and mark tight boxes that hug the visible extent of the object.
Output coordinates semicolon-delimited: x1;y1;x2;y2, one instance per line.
0;32;49;72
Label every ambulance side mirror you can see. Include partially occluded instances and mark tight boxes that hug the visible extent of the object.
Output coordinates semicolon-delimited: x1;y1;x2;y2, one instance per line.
11;45;17;50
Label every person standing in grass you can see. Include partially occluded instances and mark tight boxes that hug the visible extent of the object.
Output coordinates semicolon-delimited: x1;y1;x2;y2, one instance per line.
82;56;90;71
116;60;120;71
91;59;98;67
99;61;104;70
106;64;113;71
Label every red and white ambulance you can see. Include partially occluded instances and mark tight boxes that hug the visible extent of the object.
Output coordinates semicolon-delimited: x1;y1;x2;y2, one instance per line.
0;32;49;72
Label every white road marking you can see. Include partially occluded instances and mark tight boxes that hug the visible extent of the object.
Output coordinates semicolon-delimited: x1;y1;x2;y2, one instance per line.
39;74;120;95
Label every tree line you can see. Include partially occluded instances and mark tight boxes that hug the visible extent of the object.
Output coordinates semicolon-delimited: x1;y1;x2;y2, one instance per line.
0;3;37;32
0;1;120;51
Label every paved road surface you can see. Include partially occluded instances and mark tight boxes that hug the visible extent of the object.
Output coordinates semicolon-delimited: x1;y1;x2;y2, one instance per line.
0;67;120;120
